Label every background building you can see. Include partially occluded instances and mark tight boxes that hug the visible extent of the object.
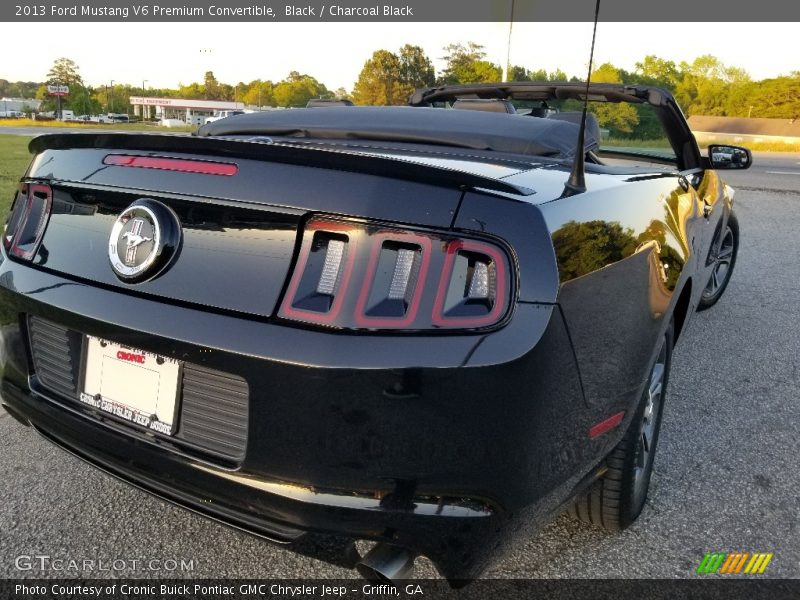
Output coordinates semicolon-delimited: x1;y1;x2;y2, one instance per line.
0;97;42;115
129;96;246;125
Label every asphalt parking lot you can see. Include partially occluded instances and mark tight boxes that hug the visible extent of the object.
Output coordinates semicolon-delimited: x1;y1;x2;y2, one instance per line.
0;153;798;580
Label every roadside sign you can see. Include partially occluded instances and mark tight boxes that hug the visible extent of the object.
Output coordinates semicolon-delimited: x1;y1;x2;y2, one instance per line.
47;85;69;96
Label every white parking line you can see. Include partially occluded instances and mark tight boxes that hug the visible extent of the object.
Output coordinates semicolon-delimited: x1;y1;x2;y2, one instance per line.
765;171;800;175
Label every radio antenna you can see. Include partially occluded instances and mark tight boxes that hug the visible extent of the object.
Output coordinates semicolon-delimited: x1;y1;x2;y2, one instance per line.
562;0;601;197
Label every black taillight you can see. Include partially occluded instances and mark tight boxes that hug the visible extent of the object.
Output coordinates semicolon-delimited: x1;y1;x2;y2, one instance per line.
4;183;52;261
279;217;512;331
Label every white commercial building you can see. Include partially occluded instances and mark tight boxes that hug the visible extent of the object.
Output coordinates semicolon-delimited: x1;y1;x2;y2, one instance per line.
129;96;245;126
1;97;42;114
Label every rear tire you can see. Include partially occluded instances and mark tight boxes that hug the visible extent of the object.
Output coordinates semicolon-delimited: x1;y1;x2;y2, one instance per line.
698;211;738;311
569;320;673;531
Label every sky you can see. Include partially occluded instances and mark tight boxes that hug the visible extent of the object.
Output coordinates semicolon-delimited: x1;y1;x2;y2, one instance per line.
0;22;797;92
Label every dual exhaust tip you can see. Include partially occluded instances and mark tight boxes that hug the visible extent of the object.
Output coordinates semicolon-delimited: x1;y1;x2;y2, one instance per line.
356;544;415;582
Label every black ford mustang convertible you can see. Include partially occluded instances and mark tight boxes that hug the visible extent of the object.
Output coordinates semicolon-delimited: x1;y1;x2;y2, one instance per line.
0;83;747;582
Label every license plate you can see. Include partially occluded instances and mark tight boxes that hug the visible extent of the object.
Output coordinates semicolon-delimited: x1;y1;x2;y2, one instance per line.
80;336;181;436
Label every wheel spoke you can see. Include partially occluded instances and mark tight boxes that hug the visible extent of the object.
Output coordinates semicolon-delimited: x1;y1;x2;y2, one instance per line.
704;276;715;295
642;430;650;454
650;364;664;396
717;246;733;260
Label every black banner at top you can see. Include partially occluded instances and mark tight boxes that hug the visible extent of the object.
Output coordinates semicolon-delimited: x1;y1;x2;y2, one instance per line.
3;0;800;22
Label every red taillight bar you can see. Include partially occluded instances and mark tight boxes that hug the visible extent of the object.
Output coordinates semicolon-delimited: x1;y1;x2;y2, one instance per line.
4;185;29;251
8;183;52;261
103;154;238;176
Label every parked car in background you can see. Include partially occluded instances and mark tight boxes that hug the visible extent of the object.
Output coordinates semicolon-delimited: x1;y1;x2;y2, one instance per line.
204;109;245;124
0;82;748;584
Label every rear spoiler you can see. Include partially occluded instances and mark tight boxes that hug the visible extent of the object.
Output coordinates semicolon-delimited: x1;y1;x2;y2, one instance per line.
29;133;535;197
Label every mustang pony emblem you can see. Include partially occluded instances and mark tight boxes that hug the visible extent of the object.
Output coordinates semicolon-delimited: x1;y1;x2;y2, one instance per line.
108;200;180;282
122;218;151;266
122;230;152;248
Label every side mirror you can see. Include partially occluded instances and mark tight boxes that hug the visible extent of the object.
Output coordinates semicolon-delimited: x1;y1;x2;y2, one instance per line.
708;145;752;170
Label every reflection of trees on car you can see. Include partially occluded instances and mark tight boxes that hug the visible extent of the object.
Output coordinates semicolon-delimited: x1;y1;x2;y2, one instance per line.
553;217;684;291
553;220;639;280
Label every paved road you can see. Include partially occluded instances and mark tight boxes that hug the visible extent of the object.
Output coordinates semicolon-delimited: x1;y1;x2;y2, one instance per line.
0;157;798;581
724;152;800;193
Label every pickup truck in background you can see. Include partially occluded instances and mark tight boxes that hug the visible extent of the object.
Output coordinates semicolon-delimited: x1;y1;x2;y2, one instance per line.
204;109;245;124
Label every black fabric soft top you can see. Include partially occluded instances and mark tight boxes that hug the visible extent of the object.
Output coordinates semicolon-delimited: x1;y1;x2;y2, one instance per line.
196;106;595;158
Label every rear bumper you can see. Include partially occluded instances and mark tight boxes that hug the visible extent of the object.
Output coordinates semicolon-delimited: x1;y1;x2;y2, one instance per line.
0;262;606;579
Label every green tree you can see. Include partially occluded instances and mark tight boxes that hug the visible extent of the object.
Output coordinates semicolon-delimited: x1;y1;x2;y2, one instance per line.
633;55;681;89
673;55;750;116
352;49;403;105
43;57;87;114
69;86;102;116
46;57;83;87
508;65;533;81
590;63;640;136
353;45;435;105
506;66;569;83
203;71;222;100
398;44;435;94
439;42;502;84
744;77;800;118
273;71;331;107
242;80;275;108
472;61;503;83
0;79;40;99
177;82;205;100
334;87;352;101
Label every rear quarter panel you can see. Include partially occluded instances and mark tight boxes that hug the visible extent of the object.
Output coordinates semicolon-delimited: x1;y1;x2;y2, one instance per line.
538;175;704;414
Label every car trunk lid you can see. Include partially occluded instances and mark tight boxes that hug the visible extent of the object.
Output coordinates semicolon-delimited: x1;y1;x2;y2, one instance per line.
24;133;493;318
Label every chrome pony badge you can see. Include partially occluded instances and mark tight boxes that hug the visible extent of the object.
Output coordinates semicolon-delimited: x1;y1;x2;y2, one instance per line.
108;199;181;282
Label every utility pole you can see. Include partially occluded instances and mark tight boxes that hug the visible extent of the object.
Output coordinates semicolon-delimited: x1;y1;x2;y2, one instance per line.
57;81;62;120
503;0;515;82
142;79;148;120
109;80;114;113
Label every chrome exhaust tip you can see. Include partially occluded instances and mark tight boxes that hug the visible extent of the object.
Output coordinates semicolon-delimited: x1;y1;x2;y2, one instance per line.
356;544;415;582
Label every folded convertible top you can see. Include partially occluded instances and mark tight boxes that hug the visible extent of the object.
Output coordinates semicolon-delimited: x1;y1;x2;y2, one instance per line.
196;106;595;158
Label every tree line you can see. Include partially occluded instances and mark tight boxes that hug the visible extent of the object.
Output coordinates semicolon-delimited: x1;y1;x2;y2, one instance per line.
4;46;798;137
